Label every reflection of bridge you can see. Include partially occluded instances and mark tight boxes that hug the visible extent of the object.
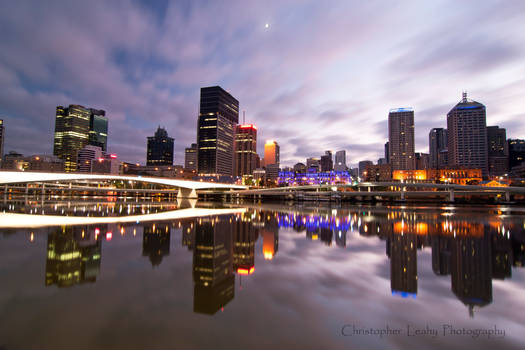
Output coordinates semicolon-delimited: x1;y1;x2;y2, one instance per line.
0;171;247;199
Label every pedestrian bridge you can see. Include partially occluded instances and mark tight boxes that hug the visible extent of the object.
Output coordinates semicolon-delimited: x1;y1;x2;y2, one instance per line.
0;171;247;199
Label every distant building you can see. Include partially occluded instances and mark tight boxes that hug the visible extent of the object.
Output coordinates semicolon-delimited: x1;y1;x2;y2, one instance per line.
77;145;104;172
447;92;488;176
278;171;352;186
265;163;280;184
234;124;257;176
253;168;266;186
143;223;170;267
320;150;333;172
358;160;373;179
306;157;320;173
264;140;280;166
91;154;119;174
415;152;430;170
184;143;197;171
334;150;346;171
293;162;307;173
147;126;174;166
392;168;482;185
88;109;108;152
388;108;415;170
364;164;392;182
377;158;387;165
429;128;447;169
1;152;63;172
0;119;4;162
384;141;389;164
508;139;525;170
486;126;508;176
2;151;25;170
197;86;239;176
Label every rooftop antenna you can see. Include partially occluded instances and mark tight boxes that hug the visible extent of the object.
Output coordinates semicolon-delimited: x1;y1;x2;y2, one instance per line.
243;110;246;124
462;91;468;102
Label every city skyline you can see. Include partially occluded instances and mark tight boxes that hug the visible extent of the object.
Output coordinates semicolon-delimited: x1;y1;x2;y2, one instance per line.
1;1;525;167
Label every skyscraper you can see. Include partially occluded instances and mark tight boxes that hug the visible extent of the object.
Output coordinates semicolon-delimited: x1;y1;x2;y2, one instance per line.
334;150;347;171
486;126;508;176
184;143;197;171
147;126;174;166
508;139;525;170
384;142;389;164
197;86;239;176
0;119;4;162
54;105;91;172
429;128;447;169
447;92;488;176
388;108;415;170
320;150;333;172
234;124;257;176
264;140;280;166
88;109;108;152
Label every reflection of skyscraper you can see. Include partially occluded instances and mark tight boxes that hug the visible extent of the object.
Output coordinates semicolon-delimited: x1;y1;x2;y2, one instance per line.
431;235;451;276
45;226;101;287
233;213;258;274
182;220;196;251
193;216;235;315
451;229;492;317
389;230;418;297
491;230;512;280
262;213;279;260
142;223;170;267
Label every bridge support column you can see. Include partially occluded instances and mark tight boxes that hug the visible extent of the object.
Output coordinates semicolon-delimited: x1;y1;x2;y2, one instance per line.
505;191;511;202
449;189;454;202
400;189;405;201
177;187;198;199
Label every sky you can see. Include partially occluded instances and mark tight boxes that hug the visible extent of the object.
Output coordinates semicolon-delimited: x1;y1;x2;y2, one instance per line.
1;0;525;168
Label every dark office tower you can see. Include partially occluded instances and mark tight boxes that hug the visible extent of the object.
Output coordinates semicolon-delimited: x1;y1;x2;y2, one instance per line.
490;230;512;280
415;152;430;170
447;92;488;176
147;126;174;166
234;124;257;176
431;235;451;276
486;126;508;176
508;139;525;169
193;215;235;314
0;119;4;161
384;142;389;164
451;226;492;317
184;143;197;171
388;108;415;170
389;232;418;297
320;150;333;172
197;86;239;176
233;212;258;273
142;223;170;266
54;105;91;172
88;109;108;152
429;128;447;169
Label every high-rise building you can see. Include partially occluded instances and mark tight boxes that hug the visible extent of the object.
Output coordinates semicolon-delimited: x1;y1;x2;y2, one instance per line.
293;162;307;173
306;157;320;172
388;108;415;170
415;152;430;170
358;160;373;178
184;143;197;171
429;128;447;169
234;124;257;176
334;150;346;171
53;105;107;172
54;105;91;172
147;126;174;166
447;92;488;176
320;150;333;172
197;86;239;176
384;142;389;164
508;139;525;170
77;145;104;172
264;140;279;166
88;109;108;152
0;119;4;162
486;126;508;176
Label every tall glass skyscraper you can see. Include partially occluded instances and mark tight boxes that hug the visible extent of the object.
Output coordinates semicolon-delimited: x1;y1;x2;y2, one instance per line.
388;108;415;170
234;124;257;176
197;86;239;176
54;105;91;172
89;109;108;152
147;127;174;166
429;128;447;169
447;93;488;176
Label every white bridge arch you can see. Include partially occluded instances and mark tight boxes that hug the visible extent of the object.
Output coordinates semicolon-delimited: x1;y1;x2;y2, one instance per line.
0;171;247;198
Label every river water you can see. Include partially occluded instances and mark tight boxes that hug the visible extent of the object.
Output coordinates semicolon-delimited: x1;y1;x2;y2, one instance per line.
1;199;524;349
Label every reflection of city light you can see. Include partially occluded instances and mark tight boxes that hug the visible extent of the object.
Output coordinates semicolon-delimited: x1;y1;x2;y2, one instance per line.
106;232;112;241
264;252;274;260
30;232;34;242
237;267;255;275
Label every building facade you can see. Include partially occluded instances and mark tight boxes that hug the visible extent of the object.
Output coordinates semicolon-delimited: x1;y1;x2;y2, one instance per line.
147;127;174;166
77;145;104;172
447;93;488;176
388;108;415;170
264;140;280;166
88;109;108;152
0;119;4;163
486;126;508;176
334;150;346;171
234;124;257;176
429;128;447;169
508;139;525;170
184;143;197;171
415;152;430;170
320;150;333;172
197;86;239;176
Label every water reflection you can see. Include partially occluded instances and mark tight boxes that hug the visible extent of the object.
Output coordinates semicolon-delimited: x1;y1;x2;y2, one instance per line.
4;203;525;319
